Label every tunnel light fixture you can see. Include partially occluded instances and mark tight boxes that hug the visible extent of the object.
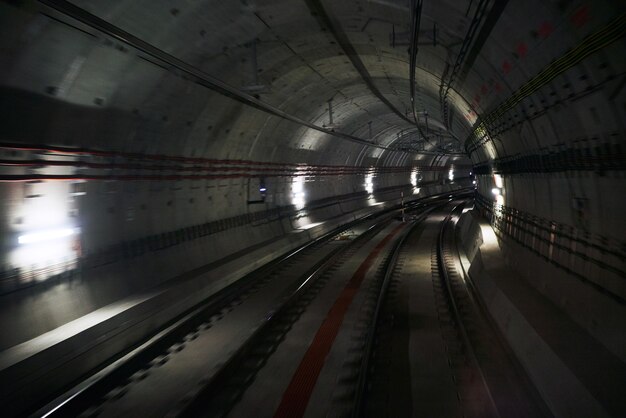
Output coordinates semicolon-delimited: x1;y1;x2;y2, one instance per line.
448;168;455;181
18;227;79;245
291;177;306;210
9;181;81;283
259;187;267;192
493;174;504;189
492;186;504;206
410;169;421;194
492;174;504;205
365;173;374;195
410;169;418;187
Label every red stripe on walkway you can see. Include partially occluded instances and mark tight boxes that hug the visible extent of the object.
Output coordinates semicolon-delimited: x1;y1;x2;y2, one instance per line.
273;223;405;418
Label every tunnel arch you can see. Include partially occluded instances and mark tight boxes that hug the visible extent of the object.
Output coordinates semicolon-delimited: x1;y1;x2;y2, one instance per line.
0;3;624;406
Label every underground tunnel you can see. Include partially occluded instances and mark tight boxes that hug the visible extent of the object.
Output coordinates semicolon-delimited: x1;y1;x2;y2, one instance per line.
0;0;624;417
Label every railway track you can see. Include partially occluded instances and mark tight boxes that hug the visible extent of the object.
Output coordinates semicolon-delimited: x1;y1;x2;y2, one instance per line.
433;203;500;418
436;205;549;418
33;191;471;418
180;203;443;418
39;218;390;418
360;202;550;418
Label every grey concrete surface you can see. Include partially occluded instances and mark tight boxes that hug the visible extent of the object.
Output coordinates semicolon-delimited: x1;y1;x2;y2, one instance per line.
457;210;626;418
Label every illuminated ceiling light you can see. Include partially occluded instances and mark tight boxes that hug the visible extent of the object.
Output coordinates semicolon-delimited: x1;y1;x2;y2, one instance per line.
491;188;501;196
18;227;79;245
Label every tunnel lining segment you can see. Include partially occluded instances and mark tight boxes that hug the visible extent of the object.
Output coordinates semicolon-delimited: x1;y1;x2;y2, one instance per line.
36;0;397;151
465;12;626;154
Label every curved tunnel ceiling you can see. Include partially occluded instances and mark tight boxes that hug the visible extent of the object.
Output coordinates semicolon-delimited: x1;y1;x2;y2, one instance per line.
17;0;619;162
2;0;505;162
0;0;625;395
0;0;624;250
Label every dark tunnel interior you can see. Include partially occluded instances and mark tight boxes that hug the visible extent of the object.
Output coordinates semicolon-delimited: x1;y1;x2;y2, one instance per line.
0;0;624;417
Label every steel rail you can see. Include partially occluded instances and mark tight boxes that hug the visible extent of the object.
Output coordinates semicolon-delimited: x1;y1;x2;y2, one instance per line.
437;203;501;418
34;199;403;418
452;210;554;418
34;189;467;418
351;202;442;418
177;191;472;417
177;218;394;417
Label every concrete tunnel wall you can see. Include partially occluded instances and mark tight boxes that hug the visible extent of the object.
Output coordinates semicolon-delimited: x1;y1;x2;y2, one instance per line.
0;0;623;365
0;0;472;349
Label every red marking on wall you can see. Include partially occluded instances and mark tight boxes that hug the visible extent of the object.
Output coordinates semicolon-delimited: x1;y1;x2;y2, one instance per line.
481;84;488;95
502;60;512;74
494;82;503;93
537;21;554;38
516;42;528;59
273;223;406;418
570;4;590;28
